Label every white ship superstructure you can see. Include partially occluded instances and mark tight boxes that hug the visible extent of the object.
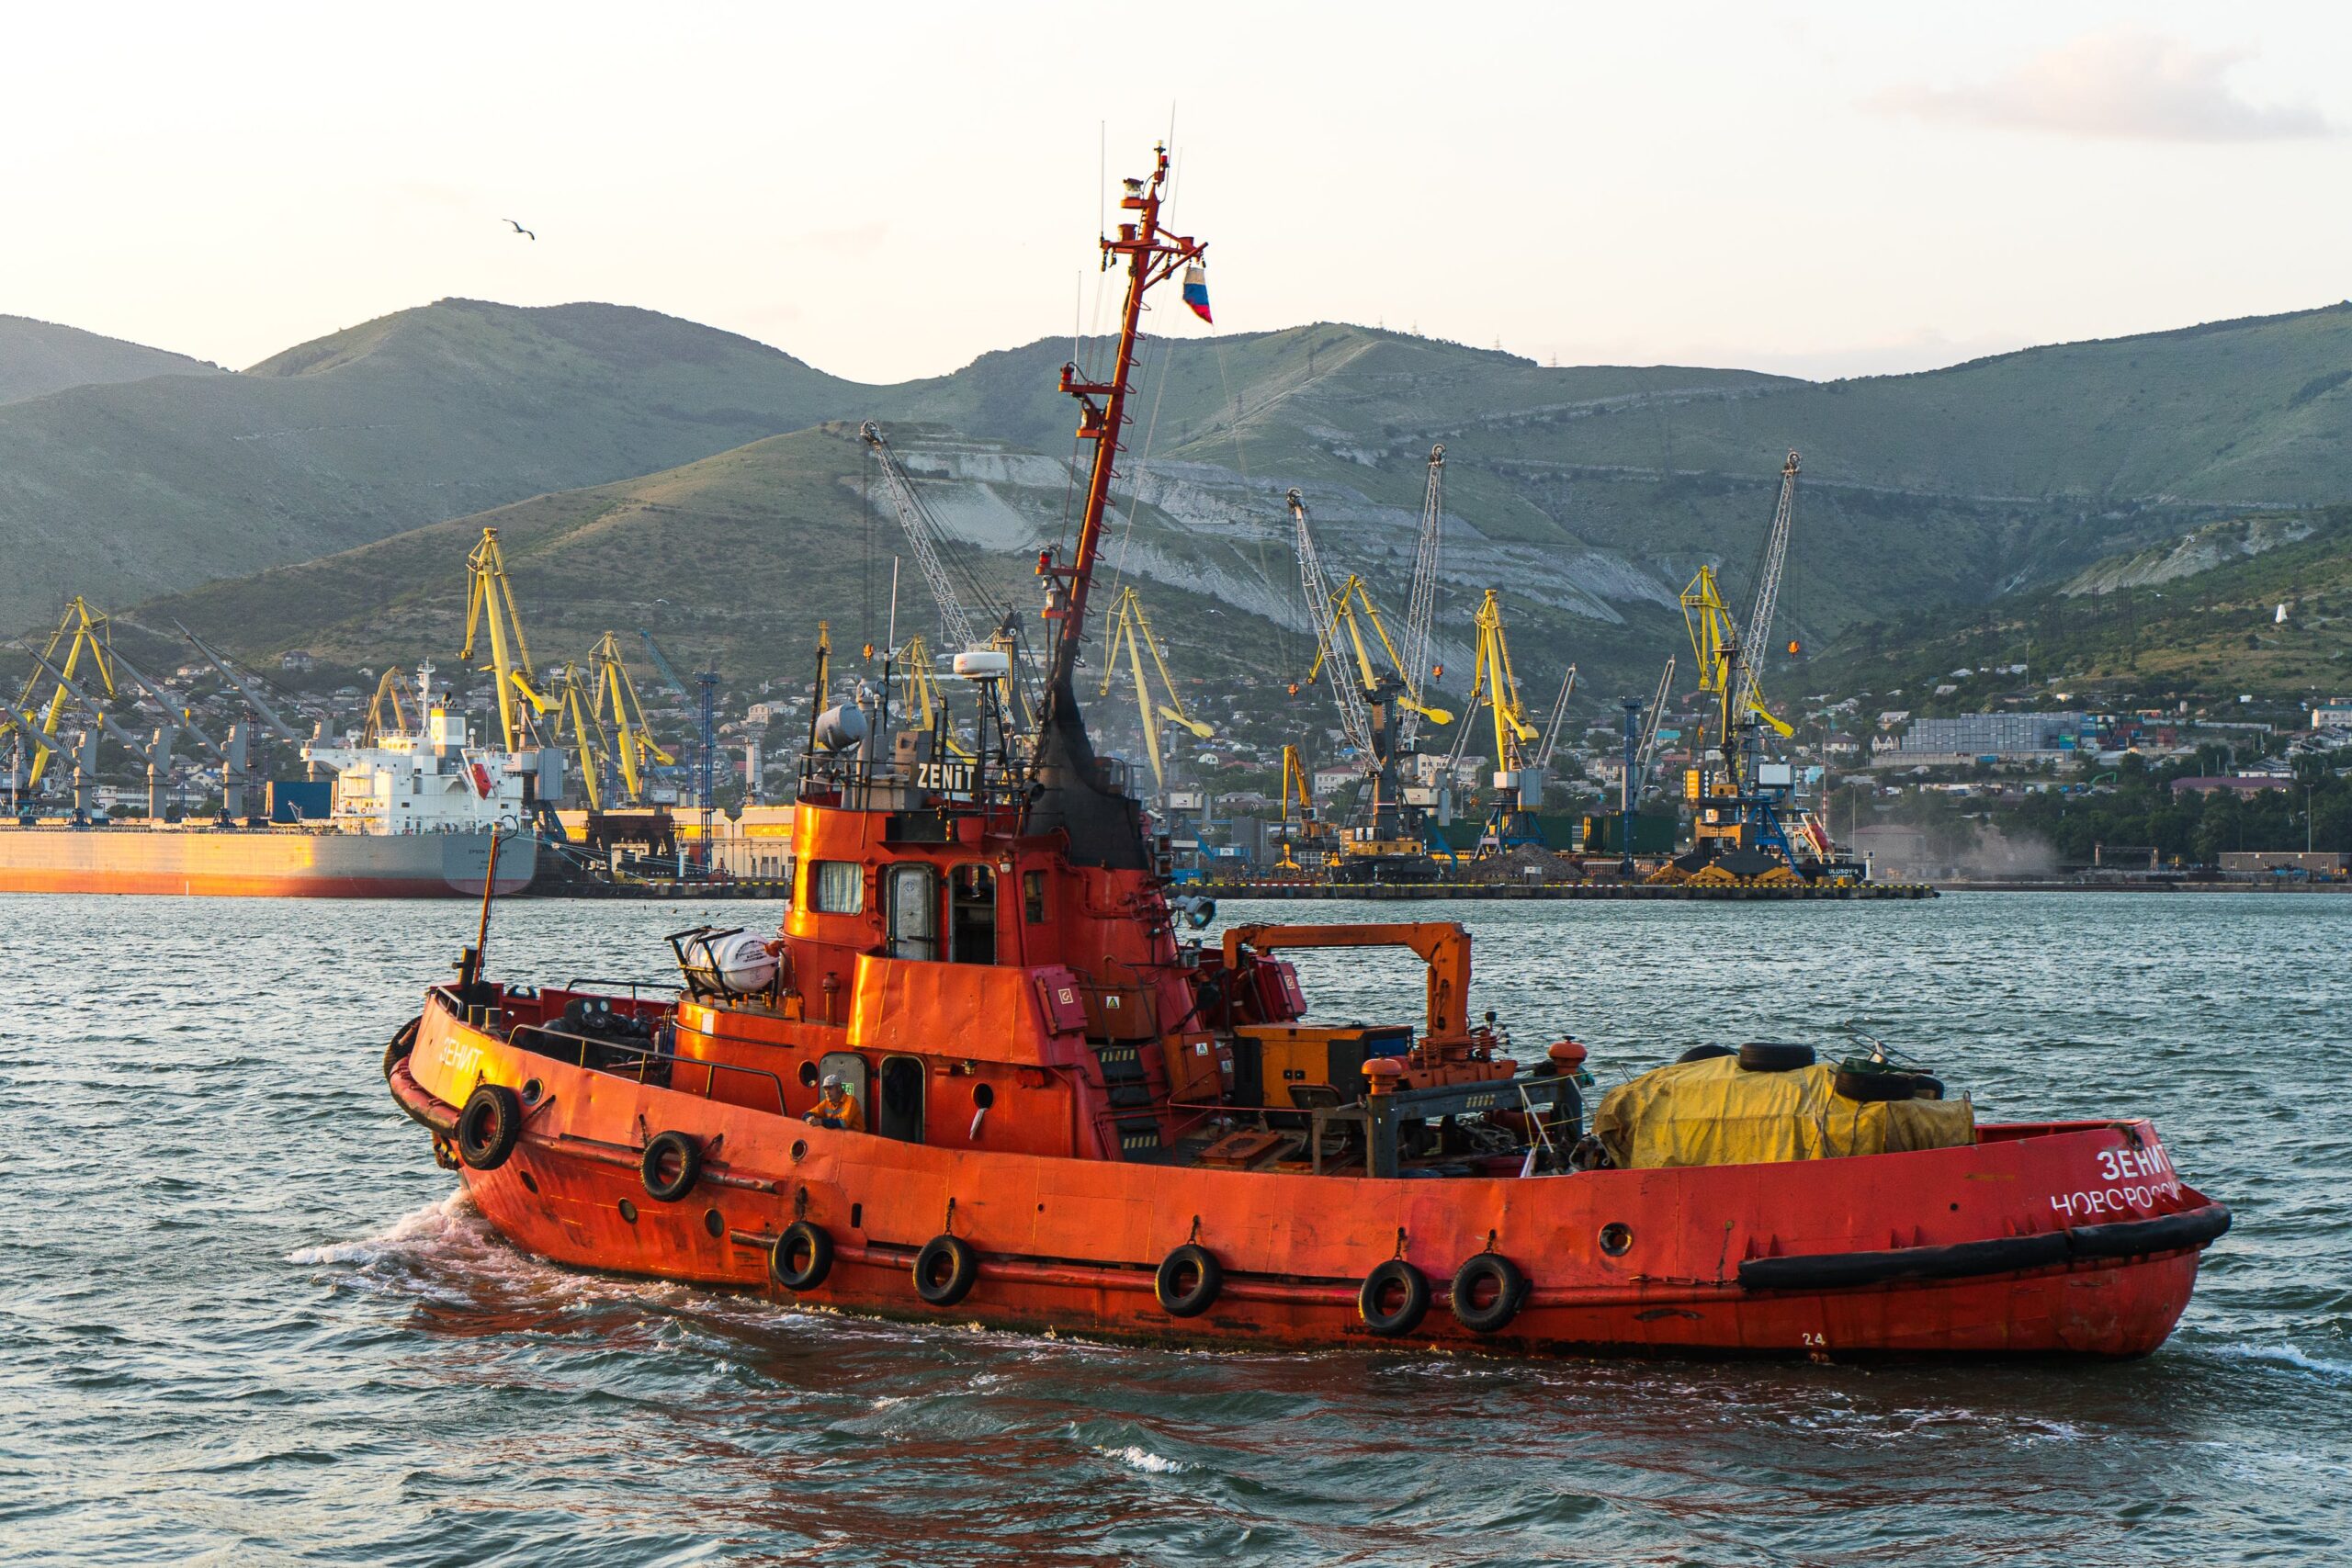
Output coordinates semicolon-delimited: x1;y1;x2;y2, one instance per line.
302;660;556;837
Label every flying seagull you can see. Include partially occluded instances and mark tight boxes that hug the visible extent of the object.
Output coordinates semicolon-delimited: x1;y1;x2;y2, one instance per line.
503;219;536;241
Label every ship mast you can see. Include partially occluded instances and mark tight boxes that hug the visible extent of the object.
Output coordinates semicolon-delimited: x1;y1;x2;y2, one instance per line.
1036;142;1205;705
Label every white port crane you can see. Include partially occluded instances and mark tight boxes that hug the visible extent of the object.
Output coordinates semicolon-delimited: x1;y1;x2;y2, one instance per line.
1396;443;1446;750
860;421;989;654
1632;655;1677;798
1535;664;1577;769
1729;451;1800;730
1287;488;1377;771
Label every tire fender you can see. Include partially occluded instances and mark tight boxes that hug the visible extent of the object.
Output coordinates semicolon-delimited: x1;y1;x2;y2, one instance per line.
1358;1258;1431;1337
913;1234;980;1307
771;1221;834;1292
640;1130;701;1202
1449;1253;1528;1334
457;1084;522;1171
1154;1244;1224;1318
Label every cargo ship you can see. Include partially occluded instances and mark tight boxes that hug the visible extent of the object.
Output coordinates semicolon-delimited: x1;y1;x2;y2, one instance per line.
382;144;2226;1357
1;660;539;897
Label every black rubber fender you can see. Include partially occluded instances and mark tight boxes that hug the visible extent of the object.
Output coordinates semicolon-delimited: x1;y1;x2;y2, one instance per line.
639;1130;701;1202
2069;1202;2232;1260
1154;1244;1224;1318
914;1235;980;1307
1738;1042;1815;1072
1358;1258;1431;1337
456;1084;522;1171
770;1221;833;1292
1739;1203;2233;1292
382;1016;421;1082
1449;1253;1528;1334
1677;1043;1736;1065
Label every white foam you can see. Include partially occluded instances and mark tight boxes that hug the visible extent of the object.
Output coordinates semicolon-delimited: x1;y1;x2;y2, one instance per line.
286;1189;478;1266
1098;1445;1187;1475
2211;1342;2352;1381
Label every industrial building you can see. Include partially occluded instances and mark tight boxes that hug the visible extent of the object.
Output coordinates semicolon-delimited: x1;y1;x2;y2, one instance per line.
1898;712;2089;756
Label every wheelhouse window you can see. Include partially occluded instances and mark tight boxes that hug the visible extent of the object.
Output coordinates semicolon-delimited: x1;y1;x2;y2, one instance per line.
809;860;865;914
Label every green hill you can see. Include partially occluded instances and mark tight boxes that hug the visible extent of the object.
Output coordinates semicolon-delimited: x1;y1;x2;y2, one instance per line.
19;297;2352;723
0;299;866;630
1804;507;2352;708
0;316;221;406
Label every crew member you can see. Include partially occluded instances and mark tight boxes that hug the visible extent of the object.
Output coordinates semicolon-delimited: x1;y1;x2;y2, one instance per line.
807;1072;864;1132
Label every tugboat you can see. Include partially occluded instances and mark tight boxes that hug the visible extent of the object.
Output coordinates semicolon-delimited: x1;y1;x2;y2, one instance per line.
385;146;2227;1355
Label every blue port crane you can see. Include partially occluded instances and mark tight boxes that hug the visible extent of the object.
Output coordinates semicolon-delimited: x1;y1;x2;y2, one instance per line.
638;630;719;870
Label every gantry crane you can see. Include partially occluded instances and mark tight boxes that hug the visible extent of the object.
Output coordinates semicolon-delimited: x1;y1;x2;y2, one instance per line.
460;527;553;754
1094;585;1212;795
1446;590;1544;852
5;598;114;788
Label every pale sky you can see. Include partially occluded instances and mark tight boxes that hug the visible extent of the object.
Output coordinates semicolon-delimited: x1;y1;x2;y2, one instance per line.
4;2;2347;384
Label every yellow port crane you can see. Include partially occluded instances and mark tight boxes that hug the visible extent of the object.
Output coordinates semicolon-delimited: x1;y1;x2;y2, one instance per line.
1274;743;1331;872
897;634;975;761
359;667;413;747
546;660;616;811
1094;585;1212;795
1304;576;1454;735
6;597;116;788
1680;451;1804;865
1445;590;1544;852
459;527;553;752
587;632;673;800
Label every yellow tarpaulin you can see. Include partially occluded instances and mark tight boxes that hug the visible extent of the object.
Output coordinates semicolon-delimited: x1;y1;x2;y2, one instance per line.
1591;1055;1975;1169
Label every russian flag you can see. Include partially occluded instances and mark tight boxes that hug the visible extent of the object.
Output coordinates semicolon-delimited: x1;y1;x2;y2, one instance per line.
1182;263;1212;324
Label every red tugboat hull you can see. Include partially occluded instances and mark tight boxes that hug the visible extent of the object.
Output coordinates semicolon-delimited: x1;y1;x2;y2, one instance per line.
395;994;2217;1358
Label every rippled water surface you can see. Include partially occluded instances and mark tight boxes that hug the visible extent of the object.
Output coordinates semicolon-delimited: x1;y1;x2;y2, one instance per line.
4;891;2346;1565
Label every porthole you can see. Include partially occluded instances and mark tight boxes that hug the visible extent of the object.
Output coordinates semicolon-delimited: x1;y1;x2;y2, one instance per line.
704;1208;725;1238
517;1168;539;1194
520;1078;543;1106
1599;1223;1634;1257
973;1083;996;1110
618;1198;639;1224
798;1061;820;1088
791;1139;808;1162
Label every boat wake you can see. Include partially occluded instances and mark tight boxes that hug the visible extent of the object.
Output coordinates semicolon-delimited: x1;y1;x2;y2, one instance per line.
286;1189;483;1268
